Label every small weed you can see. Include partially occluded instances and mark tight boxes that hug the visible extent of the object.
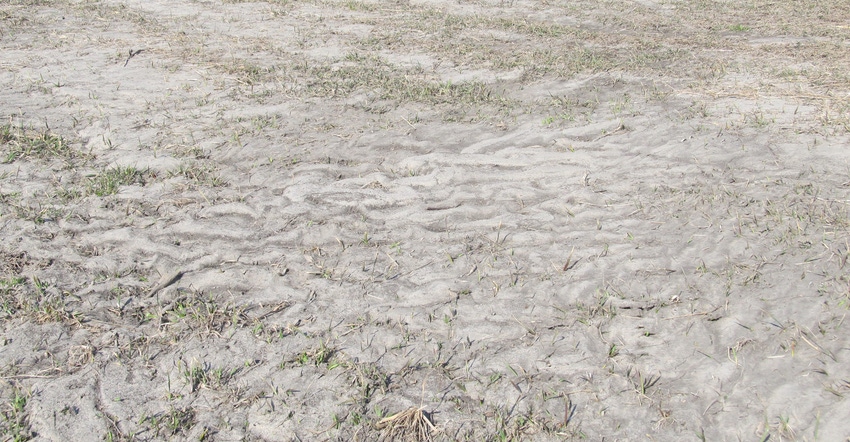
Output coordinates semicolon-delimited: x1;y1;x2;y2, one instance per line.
0;276;71;323
776;414;795;438
169;163;227;187
182;362;206;393
628;367;660;397
225;61;276;87
487;407;548;441
610;94;632;115
390;241;402;254
541;112;574;127
292;341;336;367
180;360;236;392
1;125;75;163
86;166;150;196
344;0;377;11
142;407;195;438
1;387;32;441
299;53;506;113
164;291;248;336
487;372;502;387
53;186;82;203
344;361;389;403
8;202;64;224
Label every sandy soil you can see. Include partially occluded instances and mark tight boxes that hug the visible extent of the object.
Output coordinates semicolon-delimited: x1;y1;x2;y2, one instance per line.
2;0;850;440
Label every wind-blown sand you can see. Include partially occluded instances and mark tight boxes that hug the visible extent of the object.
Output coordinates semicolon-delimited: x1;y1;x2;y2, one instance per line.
2;0;850;440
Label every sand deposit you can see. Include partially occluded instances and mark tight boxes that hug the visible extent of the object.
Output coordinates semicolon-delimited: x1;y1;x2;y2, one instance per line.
2;0;850;440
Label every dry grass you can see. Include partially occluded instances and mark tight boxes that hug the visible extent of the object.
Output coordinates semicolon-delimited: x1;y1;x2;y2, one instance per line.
376;407;436;442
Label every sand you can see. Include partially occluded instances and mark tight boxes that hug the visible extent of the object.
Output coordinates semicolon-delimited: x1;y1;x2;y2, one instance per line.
1;0;850;440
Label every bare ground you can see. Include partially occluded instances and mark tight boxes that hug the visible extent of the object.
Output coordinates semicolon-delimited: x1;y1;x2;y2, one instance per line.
2;0;850;440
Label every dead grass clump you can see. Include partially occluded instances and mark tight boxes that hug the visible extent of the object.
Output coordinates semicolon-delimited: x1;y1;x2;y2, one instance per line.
67;344;96;368
375;407;436;442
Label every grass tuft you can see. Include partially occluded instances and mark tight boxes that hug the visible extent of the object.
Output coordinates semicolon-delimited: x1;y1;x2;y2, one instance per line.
0;275;73;323
1;125;74;163
85;166;151;197
0;386;32;442
168;163;227;188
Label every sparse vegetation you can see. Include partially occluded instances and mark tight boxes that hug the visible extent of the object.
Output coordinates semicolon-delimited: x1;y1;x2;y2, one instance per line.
0;387;32;442
168;163;227;188
1;0;849;440
0;275;72;323
85;166;150;196
0;125;74;164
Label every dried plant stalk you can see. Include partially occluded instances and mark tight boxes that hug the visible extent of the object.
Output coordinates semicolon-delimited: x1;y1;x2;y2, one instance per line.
375;407;436;442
